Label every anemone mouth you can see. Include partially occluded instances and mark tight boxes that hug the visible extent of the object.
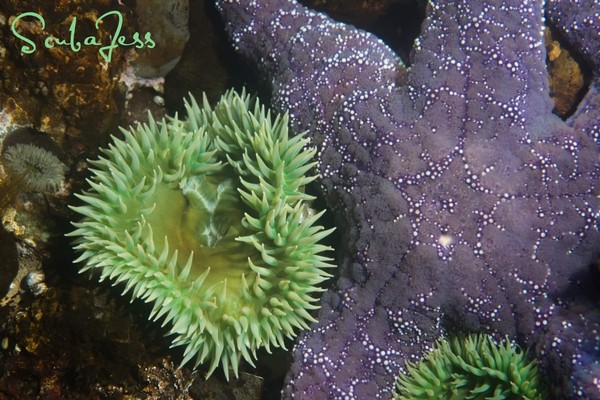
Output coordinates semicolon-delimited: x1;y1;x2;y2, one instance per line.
68;89;335;379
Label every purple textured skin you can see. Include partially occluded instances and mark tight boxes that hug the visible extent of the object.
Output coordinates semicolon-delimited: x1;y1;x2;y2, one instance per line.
215;0;600;398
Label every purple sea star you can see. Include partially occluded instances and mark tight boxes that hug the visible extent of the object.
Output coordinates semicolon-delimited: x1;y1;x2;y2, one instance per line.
215;0;600;398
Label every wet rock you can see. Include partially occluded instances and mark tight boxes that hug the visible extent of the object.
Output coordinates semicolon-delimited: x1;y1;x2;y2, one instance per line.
189;371;263;400
0;275;264;399
0;0;132;157
132;0;190;78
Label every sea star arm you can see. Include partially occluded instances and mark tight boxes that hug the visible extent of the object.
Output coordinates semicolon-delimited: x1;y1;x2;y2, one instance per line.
216;0;600;398
216;0;404;145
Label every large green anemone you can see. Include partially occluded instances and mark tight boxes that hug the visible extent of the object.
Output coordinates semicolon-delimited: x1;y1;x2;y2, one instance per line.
394;334;546;399
68;89;335;379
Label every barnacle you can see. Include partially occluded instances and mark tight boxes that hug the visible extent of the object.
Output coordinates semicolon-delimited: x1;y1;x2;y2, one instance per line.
393;334;545;399
68;89;335;379
2;143;66;193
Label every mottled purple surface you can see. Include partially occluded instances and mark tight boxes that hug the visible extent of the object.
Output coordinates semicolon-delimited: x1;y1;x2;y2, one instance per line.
215;0;600;398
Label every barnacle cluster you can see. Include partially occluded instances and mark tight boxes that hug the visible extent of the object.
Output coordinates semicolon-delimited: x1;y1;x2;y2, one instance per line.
394;334;545;399
68;89;334;379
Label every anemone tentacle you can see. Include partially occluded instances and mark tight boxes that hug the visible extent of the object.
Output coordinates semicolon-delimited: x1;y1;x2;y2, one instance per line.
394;334;546;400
68;89;335;379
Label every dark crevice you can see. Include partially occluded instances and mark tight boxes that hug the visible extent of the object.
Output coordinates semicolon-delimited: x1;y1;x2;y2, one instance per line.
299;0;427;64
544;25;593;120
165;0;268;116
306;179;340;288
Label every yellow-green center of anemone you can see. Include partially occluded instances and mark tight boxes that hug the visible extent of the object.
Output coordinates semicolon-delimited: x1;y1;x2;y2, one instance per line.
68;89;334;379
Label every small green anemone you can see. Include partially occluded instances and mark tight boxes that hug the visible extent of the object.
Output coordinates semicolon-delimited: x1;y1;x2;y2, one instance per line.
2;143;66;192
68;89;335;379
393;334;546;400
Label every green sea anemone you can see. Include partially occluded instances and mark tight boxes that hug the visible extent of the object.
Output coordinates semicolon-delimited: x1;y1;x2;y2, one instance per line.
393;334;545;400
2;143;66;192
68;89;335;379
